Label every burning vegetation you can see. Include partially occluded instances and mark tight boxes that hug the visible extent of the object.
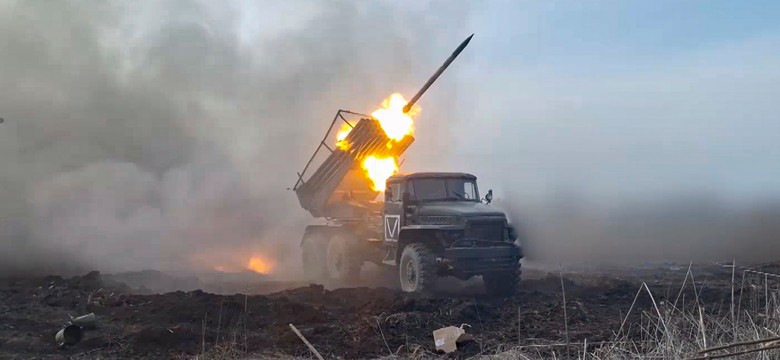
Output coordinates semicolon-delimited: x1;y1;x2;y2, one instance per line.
246;255;276;275
210;254;277;275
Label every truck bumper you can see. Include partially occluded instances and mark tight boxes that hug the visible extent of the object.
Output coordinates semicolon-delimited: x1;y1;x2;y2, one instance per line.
439;244;522;275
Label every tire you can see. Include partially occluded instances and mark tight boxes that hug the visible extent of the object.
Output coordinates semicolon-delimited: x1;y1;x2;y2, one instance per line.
399;244;436;294
483;262;521;297
326;233;362;282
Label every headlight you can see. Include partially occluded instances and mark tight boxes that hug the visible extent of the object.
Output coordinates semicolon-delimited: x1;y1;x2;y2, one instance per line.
419;216;459;225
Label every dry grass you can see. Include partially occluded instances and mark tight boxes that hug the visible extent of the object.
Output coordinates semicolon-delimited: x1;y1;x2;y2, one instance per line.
183;263;780;359
484;263;780;360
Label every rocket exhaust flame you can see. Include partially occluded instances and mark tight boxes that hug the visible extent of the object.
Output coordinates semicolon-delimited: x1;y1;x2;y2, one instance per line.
294;35;471;215
336;93;419;191
362;155;399;191
331;34;473;191
335;122;355;151
370;93;416;141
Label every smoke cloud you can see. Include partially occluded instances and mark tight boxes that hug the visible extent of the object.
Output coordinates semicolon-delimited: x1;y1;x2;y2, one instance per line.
2;1;778;278
0;0;470;276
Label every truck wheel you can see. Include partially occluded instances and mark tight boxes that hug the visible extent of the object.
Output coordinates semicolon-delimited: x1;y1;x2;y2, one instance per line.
399;244;436;294
326;233;361;282
302;231;328;281
483;262;521;297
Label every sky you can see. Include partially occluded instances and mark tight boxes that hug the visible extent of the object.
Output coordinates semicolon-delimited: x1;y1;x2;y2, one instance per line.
429;1;780;203
152;0;780;202
1;0;779;273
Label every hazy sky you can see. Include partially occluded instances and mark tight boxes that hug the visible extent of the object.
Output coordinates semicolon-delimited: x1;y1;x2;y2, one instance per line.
230;0;780;203
469;1;780;203
355;0;780;203
1;0;779;273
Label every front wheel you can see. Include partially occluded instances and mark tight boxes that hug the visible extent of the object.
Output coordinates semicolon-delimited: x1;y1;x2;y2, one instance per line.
399;244;436;294
483;262;521;297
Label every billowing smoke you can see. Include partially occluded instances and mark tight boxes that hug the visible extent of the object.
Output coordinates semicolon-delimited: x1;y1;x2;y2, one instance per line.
3;1;779;278
496;193;780;266
0;1;471;276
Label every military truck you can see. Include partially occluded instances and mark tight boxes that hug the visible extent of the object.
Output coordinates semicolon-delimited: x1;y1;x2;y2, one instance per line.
292;35;523;295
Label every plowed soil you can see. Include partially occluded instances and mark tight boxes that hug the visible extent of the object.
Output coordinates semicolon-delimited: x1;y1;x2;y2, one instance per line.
0;265;734;359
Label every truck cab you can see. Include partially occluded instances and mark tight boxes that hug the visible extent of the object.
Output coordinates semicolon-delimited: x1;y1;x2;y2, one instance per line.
382;172;523;295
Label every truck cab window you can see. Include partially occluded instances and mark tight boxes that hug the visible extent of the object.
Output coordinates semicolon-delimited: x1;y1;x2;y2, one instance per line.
410;178;479;202
462;181;477;200
388;182;402;202
411;179;448;201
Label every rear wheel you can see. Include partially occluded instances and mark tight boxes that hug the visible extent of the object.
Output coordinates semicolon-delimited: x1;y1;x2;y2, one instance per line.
483;262;521;297
301;229;328;281
326;233;362;282
399;244;436;294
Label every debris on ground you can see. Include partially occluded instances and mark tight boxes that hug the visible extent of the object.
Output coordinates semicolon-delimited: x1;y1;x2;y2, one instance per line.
433;324;471;353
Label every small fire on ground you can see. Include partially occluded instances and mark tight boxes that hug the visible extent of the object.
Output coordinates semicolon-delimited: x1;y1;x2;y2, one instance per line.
336;93;419;191
213;254;276;275
247;255;276;274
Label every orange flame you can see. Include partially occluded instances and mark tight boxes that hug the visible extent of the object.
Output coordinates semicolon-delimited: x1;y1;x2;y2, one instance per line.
247;255;276;274
370;93;417;141
362;156;399;191
336;122;354;151
334;93;418;191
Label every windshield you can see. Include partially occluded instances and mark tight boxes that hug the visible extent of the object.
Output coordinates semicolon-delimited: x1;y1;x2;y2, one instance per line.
409;178;479;202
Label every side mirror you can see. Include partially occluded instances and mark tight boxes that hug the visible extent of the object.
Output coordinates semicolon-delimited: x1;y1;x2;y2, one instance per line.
385;187;393;202
485;189;493;204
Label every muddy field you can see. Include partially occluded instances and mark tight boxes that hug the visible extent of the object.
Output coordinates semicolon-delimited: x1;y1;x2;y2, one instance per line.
0;264;747;359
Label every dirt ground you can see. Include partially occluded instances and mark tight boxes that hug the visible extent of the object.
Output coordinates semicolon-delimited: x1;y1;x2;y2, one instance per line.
0;264;738;359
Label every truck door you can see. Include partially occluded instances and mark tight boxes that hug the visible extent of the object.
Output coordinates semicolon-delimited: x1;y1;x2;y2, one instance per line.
383;181;404;243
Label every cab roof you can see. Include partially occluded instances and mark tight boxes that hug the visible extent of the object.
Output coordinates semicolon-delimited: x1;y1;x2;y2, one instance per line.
388;172;477;181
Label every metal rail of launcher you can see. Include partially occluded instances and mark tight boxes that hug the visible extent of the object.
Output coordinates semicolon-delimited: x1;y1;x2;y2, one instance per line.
293;110;414;218
293;34;473;218
293;109;367;192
